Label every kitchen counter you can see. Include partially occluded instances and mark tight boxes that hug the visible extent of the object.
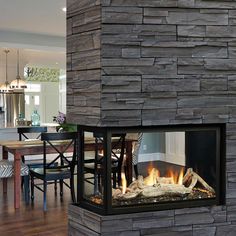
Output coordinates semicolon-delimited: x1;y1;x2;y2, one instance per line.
0;123;58;130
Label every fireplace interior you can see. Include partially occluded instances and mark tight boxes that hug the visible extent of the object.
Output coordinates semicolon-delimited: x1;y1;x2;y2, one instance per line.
77;124;225;215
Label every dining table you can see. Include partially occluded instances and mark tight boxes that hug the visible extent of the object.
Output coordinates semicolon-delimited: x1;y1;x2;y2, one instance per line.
0;138;133;209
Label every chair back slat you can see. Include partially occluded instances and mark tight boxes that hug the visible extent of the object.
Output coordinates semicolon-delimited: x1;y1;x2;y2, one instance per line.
18;127;48;141
41;132;78;176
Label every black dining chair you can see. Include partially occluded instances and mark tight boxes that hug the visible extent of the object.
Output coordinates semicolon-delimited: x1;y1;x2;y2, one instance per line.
84;133;126;194
18;126;48;166
17;127;48;194
30;132;78;211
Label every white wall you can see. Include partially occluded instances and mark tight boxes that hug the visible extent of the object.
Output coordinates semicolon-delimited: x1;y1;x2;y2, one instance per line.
0;63;25;85
59;71;66;114
25;81;59;123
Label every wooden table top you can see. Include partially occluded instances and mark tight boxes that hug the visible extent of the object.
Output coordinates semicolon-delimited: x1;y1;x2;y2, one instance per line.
0;137;134;151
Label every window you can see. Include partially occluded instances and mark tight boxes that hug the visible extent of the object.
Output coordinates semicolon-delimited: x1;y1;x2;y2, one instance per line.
34;95;40;105
25;95;30;105
25;84;41;92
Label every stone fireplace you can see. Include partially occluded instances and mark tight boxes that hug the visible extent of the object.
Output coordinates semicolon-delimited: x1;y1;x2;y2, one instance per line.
76;124;225;215
67;0;236;235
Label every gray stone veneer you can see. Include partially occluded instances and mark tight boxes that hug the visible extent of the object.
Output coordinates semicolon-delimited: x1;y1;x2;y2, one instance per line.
67;0;236;235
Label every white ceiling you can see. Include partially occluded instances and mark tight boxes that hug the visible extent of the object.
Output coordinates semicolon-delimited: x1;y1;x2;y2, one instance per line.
0;0;66;70
0;0;66;36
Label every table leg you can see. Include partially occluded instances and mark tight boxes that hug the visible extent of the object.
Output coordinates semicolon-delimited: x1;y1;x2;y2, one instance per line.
126;141;133;185
14;152;21;209
2;147;8;194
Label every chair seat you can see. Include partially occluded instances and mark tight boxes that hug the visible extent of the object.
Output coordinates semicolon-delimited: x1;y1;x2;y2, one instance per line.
25;160;58;169
30;167;71;180
0;160;29;178
84;161;118;172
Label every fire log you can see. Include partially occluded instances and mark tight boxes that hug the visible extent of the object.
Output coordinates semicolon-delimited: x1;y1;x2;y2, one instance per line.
142;184;191;198
183;168;215;194
157;177;174;184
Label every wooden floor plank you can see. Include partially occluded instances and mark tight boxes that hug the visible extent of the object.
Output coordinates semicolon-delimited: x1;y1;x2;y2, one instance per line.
0;179;70;235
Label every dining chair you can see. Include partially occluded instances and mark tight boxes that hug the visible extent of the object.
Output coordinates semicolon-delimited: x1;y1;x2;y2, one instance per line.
0;160;30;203
18;126;49;192
132;133;143;178
30;132;78;211
18;126;48;167
84;133;126;194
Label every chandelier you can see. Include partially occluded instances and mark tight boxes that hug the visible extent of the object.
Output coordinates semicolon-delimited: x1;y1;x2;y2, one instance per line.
10;49;27;89
0;49;12;92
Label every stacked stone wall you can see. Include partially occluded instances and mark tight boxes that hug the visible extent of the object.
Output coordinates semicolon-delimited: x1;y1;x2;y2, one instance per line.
67;1;236;235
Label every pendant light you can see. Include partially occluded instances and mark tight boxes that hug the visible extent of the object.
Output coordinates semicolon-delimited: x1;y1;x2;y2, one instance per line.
10;49;27;89
0;49;12;92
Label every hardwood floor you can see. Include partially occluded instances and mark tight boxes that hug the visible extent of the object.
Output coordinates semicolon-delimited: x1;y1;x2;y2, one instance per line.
0;179;71;235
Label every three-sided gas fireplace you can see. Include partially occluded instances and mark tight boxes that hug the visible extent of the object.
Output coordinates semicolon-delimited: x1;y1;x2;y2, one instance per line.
76;124;225;215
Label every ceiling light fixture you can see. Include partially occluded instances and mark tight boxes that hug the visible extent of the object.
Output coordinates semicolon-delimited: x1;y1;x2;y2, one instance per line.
10;49;27;90
62;7;66;12
0;49;12;92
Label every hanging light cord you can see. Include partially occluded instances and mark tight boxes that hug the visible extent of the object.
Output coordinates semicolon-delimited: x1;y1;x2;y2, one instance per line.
17;50;20;86
4;49;9;85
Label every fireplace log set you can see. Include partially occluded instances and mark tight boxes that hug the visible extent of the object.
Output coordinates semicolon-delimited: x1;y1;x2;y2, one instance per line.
112;168;215;201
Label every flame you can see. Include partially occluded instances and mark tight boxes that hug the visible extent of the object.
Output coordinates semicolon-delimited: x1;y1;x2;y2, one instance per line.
121;172;127;194
178;168;184;185
144;168;160;186
147;162;154;175
167;168;175;184
167;168;184;185
120;165;184;195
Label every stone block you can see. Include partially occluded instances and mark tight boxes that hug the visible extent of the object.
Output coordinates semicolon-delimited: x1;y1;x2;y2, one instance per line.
133;217;174;229
216;225;236;236
141;226;192;236
166;10;228;25
178;95;232;108
67;0;101;17
142;108;176;125
102;231;140;236
102;45;122;58
175;207;210;215
102;75;141;93
200;78;227;91
72;5;101;27
193;226;216;236
109;0;178;7
102;58;154;67
102;7;142;24
101;219;133;233
72;49;101;71
142;42;227;58
206;26;236;37
175;212;214;226
178;25;206;37
142;78;200;92
178;0;195;8
67;30;101;53
195;1;236;9
228;76;236;91
122;48;140;58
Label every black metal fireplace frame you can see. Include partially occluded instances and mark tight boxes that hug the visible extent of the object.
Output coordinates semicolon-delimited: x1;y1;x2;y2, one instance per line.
76;123;226;215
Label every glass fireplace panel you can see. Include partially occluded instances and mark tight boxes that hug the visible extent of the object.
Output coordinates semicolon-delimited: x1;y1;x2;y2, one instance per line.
77;124;224;215
111;130;217;207
83;131;105;206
